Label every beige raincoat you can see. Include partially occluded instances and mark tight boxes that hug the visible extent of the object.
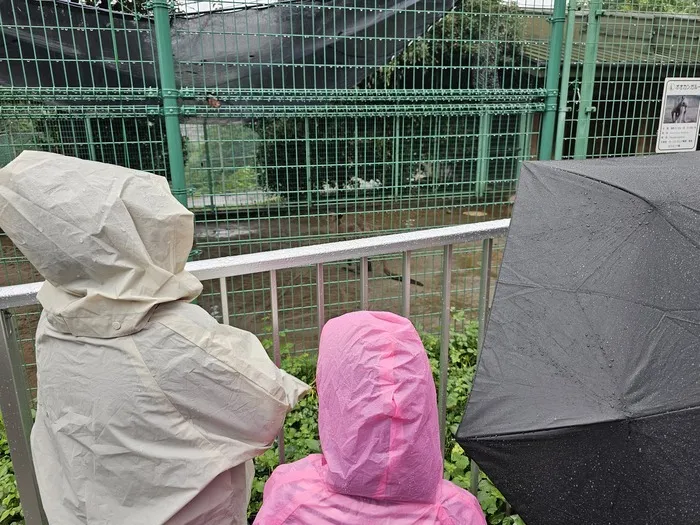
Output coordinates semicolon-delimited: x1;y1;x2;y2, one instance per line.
0;151;309;525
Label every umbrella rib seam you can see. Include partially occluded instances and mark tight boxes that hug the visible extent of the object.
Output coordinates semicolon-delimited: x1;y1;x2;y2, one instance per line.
465;405;700;440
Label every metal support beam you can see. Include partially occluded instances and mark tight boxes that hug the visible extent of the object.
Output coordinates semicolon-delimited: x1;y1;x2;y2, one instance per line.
438;244;453;454
0;311;47;524
539;0;567;160
152;0;187;206
471;238;494;496
269;271;285;464
574;0;603;159
554;0;578;160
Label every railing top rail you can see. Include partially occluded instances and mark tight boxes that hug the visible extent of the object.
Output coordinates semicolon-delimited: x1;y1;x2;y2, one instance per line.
0;219;510;310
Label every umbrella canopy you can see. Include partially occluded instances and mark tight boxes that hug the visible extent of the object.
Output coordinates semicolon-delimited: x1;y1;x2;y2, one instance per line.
457;153;700;525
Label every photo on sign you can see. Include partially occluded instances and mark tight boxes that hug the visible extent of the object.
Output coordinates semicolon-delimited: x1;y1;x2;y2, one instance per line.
663;95;700;124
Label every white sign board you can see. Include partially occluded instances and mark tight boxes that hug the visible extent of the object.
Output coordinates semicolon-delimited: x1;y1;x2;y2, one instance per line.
656;77;700;153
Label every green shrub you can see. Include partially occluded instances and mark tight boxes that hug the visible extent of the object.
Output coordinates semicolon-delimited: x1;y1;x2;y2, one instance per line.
0;315;521;524
0;415;23;525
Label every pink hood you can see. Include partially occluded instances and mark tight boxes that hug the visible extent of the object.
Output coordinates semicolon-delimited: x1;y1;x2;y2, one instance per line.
317;311;443;503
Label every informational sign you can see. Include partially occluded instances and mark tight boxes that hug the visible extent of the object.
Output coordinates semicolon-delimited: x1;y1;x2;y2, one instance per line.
656;77;700;153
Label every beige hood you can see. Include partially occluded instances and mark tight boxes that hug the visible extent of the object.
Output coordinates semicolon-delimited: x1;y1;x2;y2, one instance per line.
0;151;202;338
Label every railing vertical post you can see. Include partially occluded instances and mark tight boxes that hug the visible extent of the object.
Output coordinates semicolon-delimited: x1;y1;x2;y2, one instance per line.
316;263;325;340
539;0;567;161
438;244;453;455
402;251;411;317
573;0;603;159
360;257;369;310
269;271;285;464
470;238;494;496
0;310;47;524
152;0;187;207
219;277;230;325
478;238;493;351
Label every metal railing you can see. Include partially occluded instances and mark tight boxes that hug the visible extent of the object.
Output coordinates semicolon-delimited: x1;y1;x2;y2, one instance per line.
0;218;510;525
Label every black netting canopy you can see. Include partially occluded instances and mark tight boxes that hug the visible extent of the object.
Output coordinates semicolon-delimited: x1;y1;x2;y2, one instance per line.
0;0;453;96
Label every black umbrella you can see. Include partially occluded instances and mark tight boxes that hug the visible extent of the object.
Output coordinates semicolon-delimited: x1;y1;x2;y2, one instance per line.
457;154;700;525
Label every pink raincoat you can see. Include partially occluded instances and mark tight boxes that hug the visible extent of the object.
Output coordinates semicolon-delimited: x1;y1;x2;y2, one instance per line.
254;311;486;524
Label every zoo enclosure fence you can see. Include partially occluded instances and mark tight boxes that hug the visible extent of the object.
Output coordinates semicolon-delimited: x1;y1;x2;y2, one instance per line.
2;0;700;344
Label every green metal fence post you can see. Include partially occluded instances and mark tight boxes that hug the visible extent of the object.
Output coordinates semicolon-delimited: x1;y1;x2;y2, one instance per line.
304;117;313;206
393;117;401;199
554;0;577;160
538;0;567;161
85;118;97;161
202;121;215;209
476;113;492;198
151;0;187;207
517;112;533;170
573;0;603;159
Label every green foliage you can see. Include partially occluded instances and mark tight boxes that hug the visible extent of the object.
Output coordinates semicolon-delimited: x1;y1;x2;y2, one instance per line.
80;0;149;16
0;317;522;524
256;0;525;197
602;0;699;13
0;104;52;168
256;117;390;197
0;102;180;179
185;124;261;195
46;118;178;177
367;0;523;91
248;348;319;517
0;416;23;525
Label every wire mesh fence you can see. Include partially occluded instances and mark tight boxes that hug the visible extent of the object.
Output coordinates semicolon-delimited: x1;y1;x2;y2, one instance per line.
554;1;700;159
1;0;699;357
0;0;552;361
2;1;700;523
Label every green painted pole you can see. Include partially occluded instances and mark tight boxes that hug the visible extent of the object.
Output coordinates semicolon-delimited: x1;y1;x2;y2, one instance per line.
304;118;313;206
538;0;567;161
573;0;603;159
85;118;97;161
475;113;492;198
393;117;401;199
554;0;577;160
517;112;533;169
151;0;187;207
202;120;215;209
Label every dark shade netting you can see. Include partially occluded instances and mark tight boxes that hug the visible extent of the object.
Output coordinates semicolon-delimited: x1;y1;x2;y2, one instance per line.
0;0;453;96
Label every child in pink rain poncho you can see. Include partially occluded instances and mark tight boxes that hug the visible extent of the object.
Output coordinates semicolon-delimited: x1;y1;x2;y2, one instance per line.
254;311;486;524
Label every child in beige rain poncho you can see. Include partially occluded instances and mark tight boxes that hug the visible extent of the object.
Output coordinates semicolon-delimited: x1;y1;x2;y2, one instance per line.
0;151;309;525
